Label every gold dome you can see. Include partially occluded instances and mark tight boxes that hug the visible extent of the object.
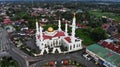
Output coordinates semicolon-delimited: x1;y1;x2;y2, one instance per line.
48;27;54;32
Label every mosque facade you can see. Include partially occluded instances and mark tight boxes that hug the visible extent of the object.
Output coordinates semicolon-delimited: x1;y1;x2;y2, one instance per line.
35;14;82;55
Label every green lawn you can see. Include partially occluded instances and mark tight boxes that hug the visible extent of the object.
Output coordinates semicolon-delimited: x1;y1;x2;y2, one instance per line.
89;10;120;21
76;29;94;46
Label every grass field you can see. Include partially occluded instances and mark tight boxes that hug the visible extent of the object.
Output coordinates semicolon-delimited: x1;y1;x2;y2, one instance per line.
89;10;120;21
76;29;94;46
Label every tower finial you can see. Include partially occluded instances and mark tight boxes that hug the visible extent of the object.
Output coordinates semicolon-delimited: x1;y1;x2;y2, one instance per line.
58;16;62;31
36;19;38;22
59;16;60;20
73;12;76;18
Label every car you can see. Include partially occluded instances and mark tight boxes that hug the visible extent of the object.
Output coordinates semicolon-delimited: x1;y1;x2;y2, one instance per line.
83;54;92;61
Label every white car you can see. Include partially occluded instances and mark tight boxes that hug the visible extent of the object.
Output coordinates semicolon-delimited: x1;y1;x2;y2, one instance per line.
83;54;91;61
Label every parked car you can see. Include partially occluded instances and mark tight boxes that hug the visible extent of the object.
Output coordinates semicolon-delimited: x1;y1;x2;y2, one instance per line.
83;54;92;61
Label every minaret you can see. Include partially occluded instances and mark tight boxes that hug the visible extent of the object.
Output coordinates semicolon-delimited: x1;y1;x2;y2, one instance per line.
36;19;39;35
39;24;43;41
71;13;76;43
65;22;68;36
58;17;62;31
36;19;39;47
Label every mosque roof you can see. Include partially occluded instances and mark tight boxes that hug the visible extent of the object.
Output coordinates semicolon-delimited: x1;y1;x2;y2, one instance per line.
64;37;71;43
37;31;65;40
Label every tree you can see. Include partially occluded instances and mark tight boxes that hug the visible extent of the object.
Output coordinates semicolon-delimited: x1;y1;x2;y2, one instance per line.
91;27;108;42
117;25;120;34
0;57;20;67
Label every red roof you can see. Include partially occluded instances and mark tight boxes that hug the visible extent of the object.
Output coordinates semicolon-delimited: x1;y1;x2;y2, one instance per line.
107;43;114;49
101;41;120;54
113;46;119;52
37;35;40;39
54;31;65;37
77;23;87;28
101;41;108;47
115;35;120;41
37;31;65;40
64;37;71;43
102;24;109;30
49;61;54;66
3;19;12;24
63;60;69;65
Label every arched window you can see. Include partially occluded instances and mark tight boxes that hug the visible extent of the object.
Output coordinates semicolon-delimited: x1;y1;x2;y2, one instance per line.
77;44;78;47
70;46;72;50
53;41;55;46
56;40;58;45
51;44;52;47
59;41;61;45
73;44;75;48
45;44;47;47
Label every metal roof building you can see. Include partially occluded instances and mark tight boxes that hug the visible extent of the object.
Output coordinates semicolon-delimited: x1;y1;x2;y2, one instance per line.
86;44;120;67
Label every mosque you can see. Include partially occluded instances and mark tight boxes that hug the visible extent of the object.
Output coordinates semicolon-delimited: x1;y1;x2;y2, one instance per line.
35;13;82;55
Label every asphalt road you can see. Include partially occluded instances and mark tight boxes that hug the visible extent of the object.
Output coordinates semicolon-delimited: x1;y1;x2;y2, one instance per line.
30;49;100;67
0;27;10;57
0;27;28;67
0;26;101;67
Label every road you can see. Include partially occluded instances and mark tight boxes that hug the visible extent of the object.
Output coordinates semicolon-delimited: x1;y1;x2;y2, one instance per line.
0;26;101;67
0;27;10;57
0;27;28;67
30;49;100;67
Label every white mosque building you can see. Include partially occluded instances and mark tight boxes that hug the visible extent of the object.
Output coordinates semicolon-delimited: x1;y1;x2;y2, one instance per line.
35;13;82;55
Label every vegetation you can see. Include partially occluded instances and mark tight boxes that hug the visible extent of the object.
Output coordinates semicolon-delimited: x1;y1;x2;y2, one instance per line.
91;27;108;42
0;57;19;67
89;10;120;21
117;25;120;34
76;28;94;46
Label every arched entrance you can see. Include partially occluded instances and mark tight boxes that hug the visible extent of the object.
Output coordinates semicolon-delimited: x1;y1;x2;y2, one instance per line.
40;48;49;55
52;47;62;54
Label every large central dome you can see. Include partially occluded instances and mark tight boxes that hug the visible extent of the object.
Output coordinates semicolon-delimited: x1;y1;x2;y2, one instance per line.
48;27;54;32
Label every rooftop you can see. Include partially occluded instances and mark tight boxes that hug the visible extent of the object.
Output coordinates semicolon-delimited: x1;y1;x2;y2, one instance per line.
37;31;65;40
87;44;120;67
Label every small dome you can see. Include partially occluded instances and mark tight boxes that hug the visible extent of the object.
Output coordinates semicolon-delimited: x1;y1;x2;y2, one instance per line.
48;27;54;32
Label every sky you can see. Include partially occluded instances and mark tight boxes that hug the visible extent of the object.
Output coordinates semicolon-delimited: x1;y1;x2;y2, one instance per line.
0;0;120;2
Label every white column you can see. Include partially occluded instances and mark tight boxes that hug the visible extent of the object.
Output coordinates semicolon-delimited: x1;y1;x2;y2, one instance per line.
80;40;82;48
69;45;71;51
72;44;74;50
40;26;43;41
58;18;62;31
49;42;51;47
71;13;76;43
36;20;39;43
57;40;59;46
36;20;39;34
45;48;49;54
54;40;56;46
65;23;68;36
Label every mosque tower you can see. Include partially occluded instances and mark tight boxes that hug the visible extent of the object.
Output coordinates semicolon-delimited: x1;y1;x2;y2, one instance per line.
39;24;43;41
71;13;76;43
36;19;39;35
65;22;68;36
58;17;62;31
